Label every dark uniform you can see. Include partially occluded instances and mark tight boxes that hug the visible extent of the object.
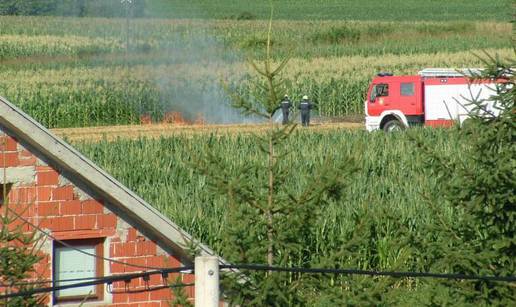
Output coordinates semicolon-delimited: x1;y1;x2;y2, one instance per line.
298;98;313;126
280;96;292;125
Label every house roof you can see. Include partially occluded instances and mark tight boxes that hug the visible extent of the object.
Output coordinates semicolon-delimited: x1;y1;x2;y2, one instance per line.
0;95;223;264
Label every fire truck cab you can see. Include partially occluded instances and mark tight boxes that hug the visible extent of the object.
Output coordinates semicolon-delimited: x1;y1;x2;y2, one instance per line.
365;68;498;132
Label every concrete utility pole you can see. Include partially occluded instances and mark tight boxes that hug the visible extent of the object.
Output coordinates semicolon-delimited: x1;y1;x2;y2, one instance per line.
195;256;220;307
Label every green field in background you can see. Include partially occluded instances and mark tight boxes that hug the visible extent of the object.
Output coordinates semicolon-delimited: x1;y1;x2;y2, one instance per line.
145;0;510;21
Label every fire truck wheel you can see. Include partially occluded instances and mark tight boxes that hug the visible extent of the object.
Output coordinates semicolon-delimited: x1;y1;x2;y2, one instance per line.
383;119;404;132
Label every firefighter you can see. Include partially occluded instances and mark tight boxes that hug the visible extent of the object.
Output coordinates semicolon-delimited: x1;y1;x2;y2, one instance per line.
280;94;292;125
298;95;313;127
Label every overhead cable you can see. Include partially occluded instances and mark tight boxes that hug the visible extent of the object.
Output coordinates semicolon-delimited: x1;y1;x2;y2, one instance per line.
8;208;169;271
3;263;515;300
0;266;193;300
220;264;516;282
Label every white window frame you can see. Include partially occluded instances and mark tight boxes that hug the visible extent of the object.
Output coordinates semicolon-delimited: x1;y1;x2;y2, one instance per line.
52;238;104;304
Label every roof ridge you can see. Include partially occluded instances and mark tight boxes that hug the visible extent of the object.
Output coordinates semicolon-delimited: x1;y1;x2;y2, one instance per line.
0;95;224;264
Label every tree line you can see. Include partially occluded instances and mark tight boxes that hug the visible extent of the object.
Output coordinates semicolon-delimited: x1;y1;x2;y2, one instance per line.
0;0;146;18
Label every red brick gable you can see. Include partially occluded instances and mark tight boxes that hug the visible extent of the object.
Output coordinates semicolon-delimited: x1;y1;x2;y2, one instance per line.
0;132;195;306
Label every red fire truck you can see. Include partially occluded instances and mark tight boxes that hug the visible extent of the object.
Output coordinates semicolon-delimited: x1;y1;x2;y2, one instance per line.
365;68;499;132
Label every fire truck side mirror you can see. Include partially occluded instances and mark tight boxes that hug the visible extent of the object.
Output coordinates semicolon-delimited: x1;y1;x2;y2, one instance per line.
369;91;376;102
369;85;377;102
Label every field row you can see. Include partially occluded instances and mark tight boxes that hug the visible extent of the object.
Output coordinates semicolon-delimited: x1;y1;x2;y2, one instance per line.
0;48;510;128
0;16;510;60
1;0;509;21
144;0;510;21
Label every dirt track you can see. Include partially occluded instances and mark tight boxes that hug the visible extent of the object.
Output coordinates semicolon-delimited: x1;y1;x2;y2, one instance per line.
51;122;363;142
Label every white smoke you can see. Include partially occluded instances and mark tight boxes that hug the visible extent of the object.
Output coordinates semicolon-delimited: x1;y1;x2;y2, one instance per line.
151;34;256;124
144;17;262;124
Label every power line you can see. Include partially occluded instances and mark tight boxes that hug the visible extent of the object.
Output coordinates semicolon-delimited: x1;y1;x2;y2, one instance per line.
3;263;515;300
0;270;180;287
0;266;193;300
0;275;100;287
8;208;169;271
220;264;516;282
5;208;515;299
1;267;194;288
107;283;193;294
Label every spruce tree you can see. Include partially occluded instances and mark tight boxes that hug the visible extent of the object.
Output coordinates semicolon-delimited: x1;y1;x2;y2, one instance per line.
192;3;357;306
0;153;45;306
412;52;515;305
169;276;194;307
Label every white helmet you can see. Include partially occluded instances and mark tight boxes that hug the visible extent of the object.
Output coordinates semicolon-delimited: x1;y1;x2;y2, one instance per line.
302;95;308;100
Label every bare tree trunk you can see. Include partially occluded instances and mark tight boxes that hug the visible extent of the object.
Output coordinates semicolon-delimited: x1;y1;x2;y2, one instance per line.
267;115;274;267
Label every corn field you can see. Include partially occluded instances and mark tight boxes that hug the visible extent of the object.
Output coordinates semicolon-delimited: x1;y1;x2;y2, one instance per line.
74;128;462;269
1;5;513;303
0;17;510;59
0;47;511;127
0;34;123;59
0;16;511;127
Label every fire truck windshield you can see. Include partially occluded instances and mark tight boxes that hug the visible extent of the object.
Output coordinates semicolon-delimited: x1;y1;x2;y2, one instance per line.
376;84;389;96
370;84;388;102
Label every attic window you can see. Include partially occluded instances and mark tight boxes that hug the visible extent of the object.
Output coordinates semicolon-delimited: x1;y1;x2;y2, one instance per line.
53;238;104;303
0;183;12;206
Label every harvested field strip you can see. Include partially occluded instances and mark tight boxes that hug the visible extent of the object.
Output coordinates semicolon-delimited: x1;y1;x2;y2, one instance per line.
52;122;363;142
